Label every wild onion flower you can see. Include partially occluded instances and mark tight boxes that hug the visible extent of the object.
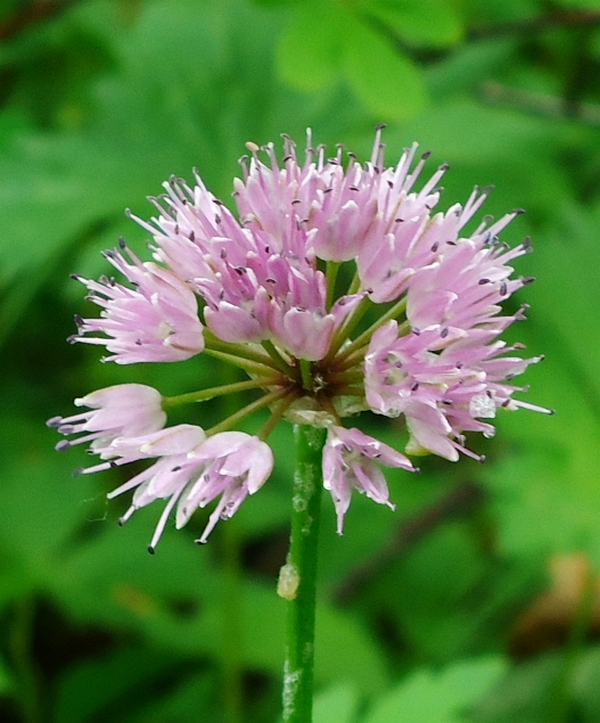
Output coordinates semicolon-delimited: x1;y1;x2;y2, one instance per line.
49;126;551;549
70;245;205;363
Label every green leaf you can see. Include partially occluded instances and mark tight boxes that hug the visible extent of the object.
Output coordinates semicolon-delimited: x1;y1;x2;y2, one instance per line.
365;0;464;47
425;38;517;100
472;653;564;723
313;682;360;723
0;417;101;590
480;200;600;563
362;656;507;723
572;646;600;722
53;647;187;723
276;3;342;91
342;13;426;120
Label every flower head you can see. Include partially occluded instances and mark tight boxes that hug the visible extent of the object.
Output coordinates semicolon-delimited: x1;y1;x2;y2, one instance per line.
50;128;551;548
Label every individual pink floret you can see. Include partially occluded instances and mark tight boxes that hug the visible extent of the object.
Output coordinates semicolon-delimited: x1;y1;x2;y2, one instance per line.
172;432;274;543
71;243;204;363
47;383;166;455
105;430;273;550
323;426;416;533
364;320;548;461
406;230;532;334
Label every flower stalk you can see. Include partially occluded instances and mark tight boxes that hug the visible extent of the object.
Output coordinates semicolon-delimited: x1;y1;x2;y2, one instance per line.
205;387;290;436
162;377;283;407
281;425;327;723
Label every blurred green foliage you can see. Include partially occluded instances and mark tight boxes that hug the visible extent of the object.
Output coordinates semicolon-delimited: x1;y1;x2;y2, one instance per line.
2;0;600;721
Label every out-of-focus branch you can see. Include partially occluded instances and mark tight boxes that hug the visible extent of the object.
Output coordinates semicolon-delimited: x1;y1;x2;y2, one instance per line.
0;0;80;41
333;480;486;605
469;9;600;40
481;80;600;126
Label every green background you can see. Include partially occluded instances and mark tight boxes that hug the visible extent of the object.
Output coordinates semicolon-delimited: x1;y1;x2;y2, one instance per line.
1;0;600;721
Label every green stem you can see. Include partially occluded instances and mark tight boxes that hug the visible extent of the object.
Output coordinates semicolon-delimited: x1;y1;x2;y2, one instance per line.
206;387;289;436
330;369;364;385
258;390;302;441
300;360;313;392
162;377;282;407
204;333;280;369
280;425;327;723
326;262;340;310
322;294;371;364
347;271;360;296
204;348;281;376
261;339;298;378
332;296;408;366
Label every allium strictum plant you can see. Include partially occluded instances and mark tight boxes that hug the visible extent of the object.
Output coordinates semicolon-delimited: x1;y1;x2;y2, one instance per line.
49;126;551;723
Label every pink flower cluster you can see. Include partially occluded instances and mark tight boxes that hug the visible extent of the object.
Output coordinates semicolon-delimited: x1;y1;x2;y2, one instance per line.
49;128;550;548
